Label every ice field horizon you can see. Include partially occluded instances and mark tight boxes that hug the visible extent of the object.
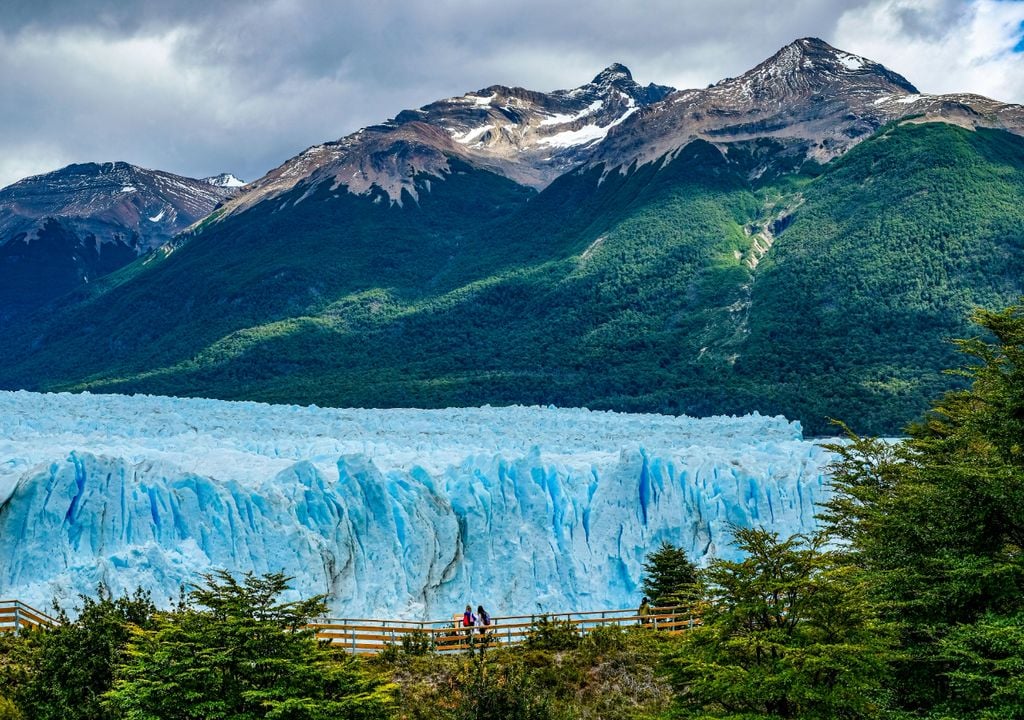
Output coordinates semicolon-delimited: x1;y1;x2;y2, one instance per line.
0;390;834;619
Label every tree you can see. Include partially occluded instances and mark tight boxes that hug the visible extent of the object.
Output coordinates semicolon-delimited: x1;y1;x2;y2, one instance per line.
105;571;395;720
665;527;895;719
5;587;155;720
641;541;698;606
0;629;33;718
822;301;1024;716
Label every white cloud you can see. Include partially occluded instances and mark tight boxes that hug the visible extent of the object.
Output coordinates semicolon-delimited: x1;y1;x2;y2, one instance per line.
834;0;1024;101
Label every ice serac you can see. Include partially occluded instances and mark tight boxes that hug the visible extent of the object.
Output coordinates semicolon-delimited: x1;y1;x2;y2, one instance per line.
0;392;833;619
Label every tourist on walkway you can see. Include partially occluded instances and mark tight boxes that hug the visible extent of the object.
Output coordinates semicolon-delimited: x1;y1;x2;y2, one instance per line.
476;605;492;634
638;596;651;625
462;604;476;635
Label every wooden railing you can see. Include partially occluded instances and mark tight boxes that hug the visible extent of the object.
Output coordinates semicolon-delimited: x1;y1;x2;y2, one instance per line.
309;606;700;654
0;600;698;653
0;600;58;632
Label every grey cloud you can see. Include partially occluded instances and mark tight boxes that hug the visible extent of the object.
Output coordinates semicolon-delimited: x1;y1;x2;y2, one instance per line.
890;0;967;41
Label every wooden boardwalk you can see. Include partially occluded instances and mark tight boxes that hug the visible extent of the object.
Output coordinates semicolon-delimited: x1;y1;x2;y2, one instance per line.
1;599;697;653
309;606;699;653
0;600;59;632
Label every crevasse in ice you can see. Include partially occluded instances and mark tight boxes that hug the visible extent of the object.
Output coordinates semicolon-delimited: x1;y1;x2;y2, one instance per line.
0;391;834;618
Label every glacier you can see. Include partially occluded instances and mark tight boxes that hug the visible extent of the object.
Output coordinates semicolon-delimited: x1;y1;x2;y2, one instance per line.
0;391;835;619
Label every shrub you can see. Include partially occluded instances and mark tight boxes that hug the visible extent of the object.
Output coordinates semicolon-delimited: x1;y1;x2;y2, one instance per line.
524;616;580;652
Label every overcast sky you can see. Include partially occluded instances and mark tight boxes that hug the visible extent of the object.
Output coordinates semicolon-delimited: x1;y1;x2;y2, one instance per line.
2;0;1023;188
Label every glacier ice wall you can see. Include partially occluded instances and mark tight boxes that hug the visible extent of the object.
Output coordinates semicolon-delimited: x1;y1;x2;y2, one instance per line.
0;391;834;619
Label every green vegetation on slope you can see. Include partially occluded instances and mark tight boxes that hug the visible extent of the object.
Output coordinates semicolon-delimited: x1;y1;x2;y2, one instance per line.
1;124;1023;434
739;122;1024;433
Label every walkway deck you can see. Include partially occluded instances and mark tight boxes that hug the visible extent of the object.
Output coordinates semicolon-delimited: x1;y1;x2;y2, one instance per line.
1;600;697;653
0;600;59;632
309;606;699;653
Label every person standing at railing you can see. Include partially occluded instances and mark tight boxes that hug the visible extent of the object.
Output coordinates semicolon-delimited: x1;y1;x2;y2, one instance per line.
475;605;492;635
638;596;651;626
461;604;476;637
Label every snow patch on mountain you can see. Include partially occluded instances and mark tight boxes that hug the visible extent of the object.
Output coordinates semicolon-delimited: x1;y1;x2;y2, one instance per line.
0;391;834;619
204;173;247;188
539;100;605;126
539;107;639;148
453;124;495;145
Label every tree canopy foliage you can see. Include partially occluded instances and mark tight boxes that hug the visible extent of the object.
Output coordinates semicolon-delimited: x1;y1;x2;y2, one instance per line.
665;528;895;719
823;301;1024;717
641;541;698;606
106;571;395;720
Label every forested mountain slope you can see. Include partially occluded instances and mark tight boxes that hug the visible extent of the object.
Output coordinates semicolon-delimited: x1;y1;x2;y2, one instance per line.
2;39;1023;435
2;122;1022;434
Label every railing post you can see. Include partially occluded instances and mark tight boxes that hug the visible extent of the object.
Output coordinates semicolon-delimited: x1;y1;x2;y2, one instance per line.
13;604;20;631
350;628;356;654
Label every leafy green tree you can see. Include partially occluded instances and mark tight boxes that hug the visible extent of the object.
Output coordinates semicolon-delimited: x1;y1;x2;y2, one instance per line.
822;302;1024;716
641;541;698;606
665;527;895;719
106;571;395;720
0;630;34;717
6;587;155;720
938;611;1024;716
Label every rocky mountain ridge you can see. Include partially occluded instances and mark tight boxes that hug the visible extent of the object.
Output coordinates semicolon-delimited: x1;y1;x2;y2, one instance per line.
209;37;1024;221
216;63;674;213
2;38;1024;435
0;162;240;319
586;38;1024;176
203;173;247;188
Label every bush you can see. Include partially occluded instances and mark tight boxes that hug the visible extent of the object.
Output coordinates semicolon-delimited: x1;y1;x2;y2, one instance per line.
579;624;628;657
0;696;22;720
401;632;434;657
525;616;580;652
456;655;565;720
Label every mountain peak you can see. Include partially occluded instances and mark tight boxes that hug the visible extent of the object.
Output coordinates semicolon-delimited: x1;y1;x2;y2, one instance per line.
725;36;919;97
792;36;832;51
204;173;247;188
591;63;633;85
